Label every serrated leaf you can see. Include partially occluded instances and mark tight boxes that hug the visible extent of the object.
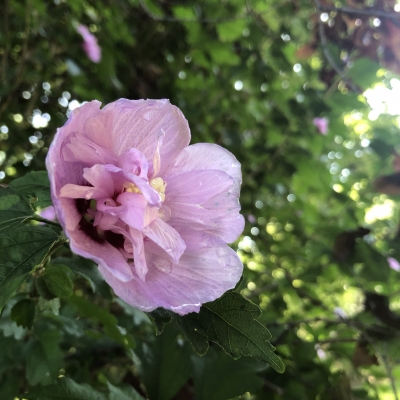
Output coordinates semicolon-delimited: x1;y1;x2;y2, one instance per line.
70;295;135;348
43;264;74;298
175;292;285;373
0;226;59;312
24;376;108;400
147;307;173;335
10;298;35;329
0;186;32;230
9;171;52;209
107;381;144;400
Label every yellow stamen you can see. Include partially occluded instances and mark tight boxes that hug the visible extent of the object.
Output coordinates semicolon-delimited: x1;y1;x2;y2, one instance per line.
123;182;141;193
150;177;167;201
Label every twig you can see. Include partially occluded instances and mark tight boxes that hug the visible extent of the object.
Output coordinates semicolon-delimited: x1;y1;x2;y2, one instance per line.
139;0;249;23
29;215;61;228
314;0;361;94
320;4;400;20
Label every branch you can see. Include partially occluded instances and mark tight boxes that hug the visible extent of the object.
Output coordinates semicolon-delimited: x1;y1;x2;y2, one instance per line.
314;0;361;94
320;4;400;20
29;215;61;228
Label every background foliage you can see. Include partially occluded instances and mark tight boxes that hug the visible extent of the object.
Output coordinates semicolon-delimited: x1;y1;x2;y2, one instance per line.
1;0;400;398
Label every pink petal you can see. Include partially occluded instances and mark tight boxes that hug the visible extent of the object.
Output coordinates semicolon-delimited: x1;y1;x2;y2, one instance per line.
60;183;107;201
83;165;114;197
63;134;116;166
102;192;148;231
167;143;242;183
165;170;235;204
68;227;133;282
98;243;243;314
118;148;149;179
100;99;190;174
143;218;186;263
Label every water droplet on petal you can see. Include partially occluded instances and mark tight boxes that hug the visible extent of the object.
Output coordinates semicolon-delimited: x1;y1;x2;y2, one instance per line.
154;258;172;274
217;248;226;257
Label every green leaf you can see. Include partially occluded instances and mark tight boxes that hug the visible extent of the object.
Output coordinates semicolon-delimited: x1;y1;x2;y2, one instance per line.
26;324;64;385
24;377;108;400
69;295;135;348
191;347;266;400
10;298;35;329
137;323;191;400
9;171;52;209
176;292;285;373
216;20;247;42
52;256;111;299
147;307;172;335
174;313;208;355
107;381;145;400
0;226;59;312
0;185;32;230
43;264;74;298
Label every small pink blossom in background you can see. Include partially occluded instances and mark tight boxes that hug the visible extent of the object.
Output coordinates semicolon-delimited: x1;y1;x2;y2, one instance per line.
313;117;329;135
46;99;244;315
247;214;256;224
39;206;56;221
387;257;400;272
77;25;101;63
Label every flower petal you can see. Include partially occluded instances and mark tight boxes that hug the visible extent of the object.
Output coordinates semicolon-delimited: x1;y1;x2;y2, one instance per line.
165;170;234;204
100;99;190;174
60;183;107;201
143;218;186;263
98;242;243;314
67;228;134;282
83;164;115;198
167;143;242;183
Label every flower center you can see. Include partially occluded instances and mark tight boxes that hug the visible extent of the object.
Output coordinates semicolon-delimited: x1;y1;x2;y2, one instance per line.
123;177;167;201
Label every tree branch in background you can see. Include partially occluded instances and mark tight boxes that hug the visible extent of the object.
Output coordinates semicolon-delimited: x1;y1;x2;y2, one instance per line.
320;4;400;20
314;0;361;94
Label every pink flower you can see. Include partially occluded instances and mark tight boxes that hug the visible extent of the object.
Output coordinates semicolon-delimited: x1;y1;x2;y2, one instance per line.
387;257;400;272
46;99;244;314
77;25;101;63
313;117;329;135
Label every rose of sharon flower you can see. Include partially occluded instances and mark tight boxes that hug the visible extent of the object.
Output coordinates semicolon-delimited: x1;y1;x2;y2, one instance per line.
313;117;329;135
46;99;244;314
77;25;101;63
